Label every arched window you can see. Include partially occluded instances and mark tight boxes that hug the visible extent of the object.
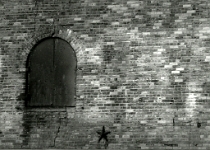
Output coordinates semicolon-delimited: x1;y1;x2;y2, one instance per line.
26;37;76;107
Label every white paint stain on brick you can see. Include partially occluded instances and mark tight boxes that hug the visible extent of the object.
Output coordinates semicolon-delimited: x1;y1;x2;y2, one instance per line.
199;27;210;34
125;109;134;113
111;22;120;26
130;3;140;8
174;30;183;34
169;45;179;49
74;18;82;21
46;18;53;23
142;32;150;36
106;42;115;45
13;22;22;26
90;80;100;86
157;48;165;52
99;86;110;90
186;93;196;118
91;20;100;23
153;51;162;55
183;4;191;8
85;47;103;65
186;81;202;118
169;62;179;65
187;10;196;14
0;111;23;138
176;67;184;71
174;78;183;82
149;11;163;16
205;56;210;62
164;65;173;69
171;70;180;74
163;2;171;6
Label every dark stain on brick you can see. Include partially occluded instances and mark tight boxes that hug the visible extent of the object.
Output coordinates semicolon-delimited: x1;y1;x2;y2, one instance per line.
21;113;34;147
164;143;178;147
0;1;4;5
197;122;201;128
103;45;114;62
110;85;118;89
173;118;175;126
15;106;24;111
17;93;26;102
202;82;210;93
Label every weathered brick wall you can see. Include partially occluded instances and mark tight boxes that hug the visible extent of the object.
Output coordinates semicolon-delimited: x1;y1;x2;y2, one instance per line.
1;0;210;149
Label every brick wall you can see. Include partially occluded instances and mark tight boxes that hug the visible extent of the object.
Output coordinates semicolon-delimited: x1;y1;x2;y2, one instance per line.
1;0;210;149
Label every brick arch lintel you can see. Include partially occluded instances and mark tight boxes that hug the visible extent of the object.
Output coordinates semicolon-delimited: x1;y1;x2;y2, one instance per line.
23;25;85;59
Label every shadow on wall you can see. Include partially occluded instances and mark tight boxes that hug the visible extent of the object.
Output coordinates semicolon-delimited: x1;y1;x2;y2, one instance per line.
14;58;31;146
16;94;66;148
16;89;32;147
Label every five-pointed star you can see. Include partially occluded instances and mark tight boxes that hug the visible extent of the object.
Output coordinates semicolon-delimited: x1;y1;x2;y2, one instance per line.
96;126;111;143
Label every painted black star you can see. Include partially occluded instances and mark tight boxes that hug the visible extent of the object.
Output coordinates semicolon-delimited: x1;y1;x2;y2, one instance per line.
96;126;111;148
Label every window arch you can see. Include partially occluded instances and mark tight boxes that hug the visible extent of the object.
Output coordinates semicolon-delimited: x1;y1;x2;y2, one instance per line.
26;37;76;107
